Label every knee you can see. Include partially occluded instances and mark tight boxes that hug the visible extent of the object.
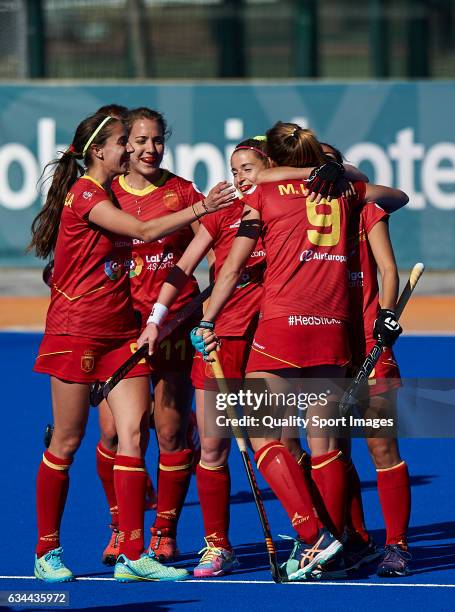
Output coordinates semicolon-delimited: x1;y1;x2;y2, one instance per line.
368;440;399;469
156;423;184;452
99;431;118;452
200;443;229;467
50;429;85;459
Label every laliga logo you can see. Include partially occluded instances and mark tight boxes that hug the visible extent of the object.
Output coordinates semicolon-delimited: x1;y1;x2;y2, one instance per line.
299;249;314;262
104;259;123;281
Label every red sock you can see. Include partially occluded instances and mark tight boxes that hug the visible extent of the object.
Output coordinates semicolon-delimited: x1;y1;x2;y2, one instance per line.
254;441;319;543
96;442;118;528
153;449;193;537
114;455;147;560
311;450;347;539
196;462;231;550
345;459;369;542
36;451;72;557
377;461;411;546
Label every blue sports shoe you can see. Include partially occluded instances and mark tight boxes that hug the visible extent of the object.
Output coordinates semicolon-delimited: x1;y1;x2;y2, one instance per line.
34;547;74;583
377;544;412;577
280;528;343;581
114;551;189;582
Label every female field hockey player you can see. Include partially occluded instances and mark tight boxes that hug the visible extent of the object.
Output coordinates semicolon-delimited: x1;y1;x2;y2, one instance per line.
142;123;374;580
139;136;270;576
29;112;235;583
255;140;409;578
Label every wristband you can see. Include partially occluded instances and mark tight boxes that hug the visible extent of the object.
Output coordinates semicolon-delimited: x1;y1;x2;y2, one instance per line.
201;199;210;214
199;320;215;330
192;202;203;220
146;303;169;327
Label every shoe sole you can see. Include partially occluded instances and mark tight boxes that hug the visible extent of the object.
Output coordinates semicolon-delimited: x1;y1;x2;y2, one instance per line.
288;541;343;581
194;560;239;578
377;568;411;577
34;568;74;583
115;572;189;582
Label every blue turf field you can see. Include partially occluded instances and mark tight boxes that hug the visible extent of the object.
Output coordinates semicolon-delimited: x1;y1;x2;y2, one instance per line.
0;332;454;611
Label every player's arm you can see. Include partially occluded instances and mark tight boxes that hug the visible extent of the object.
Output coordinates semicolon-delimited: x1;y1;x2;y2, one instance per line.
137;224;214;354
367;219;402;345
256;164;367;184
364;184;408;212
193;206;261;359
88;181;235;242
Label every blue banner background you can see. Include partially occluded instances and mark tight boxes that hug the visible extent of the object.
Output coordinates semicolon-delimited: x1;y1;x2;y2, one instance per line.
1;81;454;268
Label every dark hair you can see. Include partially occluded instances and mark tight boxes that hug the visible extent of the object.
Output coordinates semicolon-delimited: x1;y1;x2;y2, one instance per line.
233;137;269;160
320;142;344;165
29;113;121;258
265;121;326;168
96;103;129;120
125;107;170;139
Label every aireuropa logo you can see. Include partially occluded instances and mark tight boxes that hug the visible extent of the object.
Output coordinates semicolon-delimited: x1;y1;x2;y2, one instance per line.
299;250;347;263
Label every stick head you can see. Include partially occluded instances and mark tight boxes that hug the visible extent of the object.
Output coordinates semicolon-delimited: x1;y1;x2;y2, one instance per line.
90;380;104;407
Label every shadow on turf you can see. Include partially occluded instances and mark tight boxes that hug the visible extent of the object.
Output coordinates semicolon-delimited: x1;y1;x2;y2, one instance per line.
25;604;198;612
183;475;436;508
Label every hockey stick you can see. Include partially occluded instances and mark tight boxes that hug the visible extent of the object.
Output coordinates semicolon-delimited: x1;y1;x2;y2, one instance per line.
89;284;213;406
339;262;425;417
210;351;283;583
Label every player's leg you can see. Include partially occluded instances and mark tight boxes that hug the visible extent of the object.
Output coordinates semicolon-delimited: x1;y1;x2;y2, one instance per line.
193;386;237;577
246;369;342;580
148;369;194;561
107;375;188;582
96;399;121;565
366;390;411;576
35;377;90;582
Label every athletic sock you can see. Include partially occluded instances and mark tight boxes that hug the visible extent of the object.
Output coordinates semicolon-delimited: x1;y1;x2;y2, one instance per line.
96;442;118;528
114;455;147;560
152;449;193;538
254;441;320;543
345;459;369;543
377;461;411;547
311;450;347;540
36;451;72;557
196;462;231;550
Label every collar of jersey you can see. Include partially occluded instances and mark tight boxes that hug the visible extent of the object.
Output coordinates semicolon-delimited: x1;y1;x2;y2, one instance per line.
81;175;105;191
119;171;169;196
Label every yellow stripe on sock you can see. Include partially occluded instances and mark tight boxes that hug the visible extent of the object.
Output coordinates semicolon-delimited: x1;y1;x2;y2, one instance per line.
312;450;343;470
113;465;146;473
159;462;192;472
376;460;405;473
256;443;283;469
42;454;70;471
97;446;116;461
199;461;226;471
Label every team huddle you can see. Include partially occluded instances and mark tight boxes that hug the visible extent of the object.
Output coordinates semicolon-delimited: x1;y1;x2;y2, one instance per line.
29;103;411;584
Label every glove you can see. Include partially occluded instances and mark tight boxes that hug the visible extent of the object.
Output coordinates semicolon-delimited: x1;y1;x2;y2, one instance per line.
307;160;345;199
190;321;215;358
373;309;402;347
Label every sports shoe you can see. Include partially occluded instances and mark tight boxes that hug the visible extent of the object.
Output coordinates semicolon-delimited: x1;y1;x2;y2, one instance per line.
114;551;189;582
148;527;179;563
102;525;120;566
193;540;239;577
377;544;412;577
311;554;347;579
280;529;343;581
34;547;74;583
344;535;381;572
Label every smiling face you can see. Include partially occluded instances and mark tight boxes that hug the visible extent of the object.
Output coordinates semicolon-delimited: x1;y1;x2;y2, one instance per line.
128;117;165;178
95;121;133;175
230;148;269;192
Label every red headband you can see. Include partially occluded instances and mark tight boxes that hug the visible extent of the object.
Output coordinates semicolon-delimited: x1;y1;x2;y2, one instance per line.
234;145;268;159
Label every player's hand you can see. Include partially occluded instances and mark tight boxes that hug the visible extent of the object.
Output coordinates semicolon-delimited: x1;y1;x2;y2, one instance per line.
190;321;219;361
306;160;345;202
137;323;160;356
204;181;237;212
373;309;402;347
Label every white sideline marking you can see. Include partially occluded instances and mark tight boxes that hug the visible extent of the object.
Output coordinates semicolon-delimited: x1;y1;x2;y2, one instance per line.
1;576;454;588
